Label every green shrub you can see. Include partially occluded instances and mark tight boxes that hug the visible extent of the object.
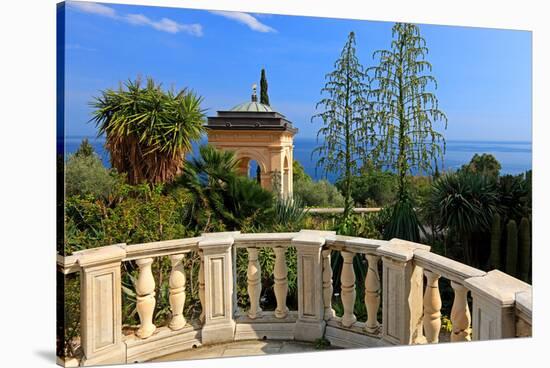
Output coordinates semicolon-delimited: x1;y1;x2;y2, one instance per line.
294;179;344;207
65;153;122;200
336;168;397;207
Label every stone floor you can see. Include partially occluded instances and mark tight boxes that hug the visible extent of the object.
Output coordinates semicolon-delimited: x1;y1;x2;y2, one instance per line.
153;340;336;362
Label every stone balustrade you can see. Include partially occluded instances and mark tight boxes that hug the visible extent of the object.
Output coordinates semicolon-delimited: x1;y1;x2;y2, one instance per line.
57;230;532;365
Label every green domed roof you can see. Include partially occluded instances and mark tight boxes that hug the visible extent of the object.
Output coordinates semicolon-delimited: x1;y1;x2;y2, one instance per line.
230;101;273;112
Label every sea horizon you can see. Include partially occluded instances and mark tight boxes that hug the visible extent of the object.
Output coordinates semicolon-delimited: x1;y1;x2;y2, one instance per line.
62;135;532;182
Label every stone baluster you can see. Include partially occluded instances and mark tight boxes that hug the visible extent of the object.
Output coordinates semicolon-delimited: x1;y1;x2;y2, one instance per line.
450;281;471;342
423;270;442;343
322;248;335;320
340;251;357;328
273;246;289;318
135;258;156;339
198;250;205;324
247;247;262;319
168;254;186;330
364;254;381;334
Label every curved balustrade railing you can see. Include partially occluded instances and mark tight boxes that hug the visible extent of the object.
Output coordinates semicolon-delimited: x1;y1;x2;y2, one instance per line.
57;230;532;366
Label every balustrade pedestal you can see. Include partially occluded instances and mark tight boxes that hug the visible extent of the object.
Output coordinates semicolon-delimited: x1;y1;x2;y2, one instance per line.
464;270;531;340
378;239;429;345
198;235;236;345
292;231;333;341
78;245;126;366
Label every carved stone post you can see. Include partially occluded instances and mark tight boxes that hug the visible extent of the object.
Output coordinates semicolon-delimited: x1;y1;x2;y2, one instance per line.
198;250;205;324
198;235;236;345
78;245;126;366
450;281;471;342
364;254;381;334
135;258;156;339
378;239;429;345
169;254;186;330
273;246;289;318
292;230;331;341
340;251;357;327
322;248;335;320
247;247;262;319
464;270;531;340
423;270;442;343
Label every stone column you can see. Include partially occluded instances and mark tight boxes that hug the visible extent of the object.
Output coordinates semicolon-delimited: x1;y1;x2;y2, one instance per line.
78;245;126;366
135;258;156;339
423;270;442;343
322;248;335;320
273;246;289;318
168;254;186;330
198;235;236;345
247;247;262;319
340;251;357;327
464;270;531;340
364;254;381;334
378;239;429;345
292;231;329;341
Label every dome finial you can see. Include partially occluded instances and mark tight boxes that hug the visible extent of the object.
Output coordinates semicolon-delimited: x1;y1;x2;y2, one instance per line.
251;83;258;102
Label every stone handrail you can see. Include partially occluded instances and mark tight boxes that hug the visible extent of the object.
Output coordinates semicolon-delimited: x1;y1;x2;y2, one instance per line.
57;230;532;366
307;207;381;214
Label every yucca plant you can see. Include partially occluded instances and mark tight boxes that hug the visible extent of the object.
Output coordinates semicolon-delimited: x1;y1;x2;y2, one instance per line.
91;77;205;185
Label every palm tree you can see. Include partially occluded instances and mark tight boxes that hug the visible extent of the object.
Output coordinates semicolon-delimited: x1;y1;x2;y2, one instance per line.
91;77;205;185
173;145;273;230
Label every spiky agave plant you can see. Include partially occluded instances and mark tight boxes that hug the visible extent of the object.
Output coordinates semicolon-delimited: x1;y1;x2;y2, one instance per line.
272;196;308;231
91;77;205;185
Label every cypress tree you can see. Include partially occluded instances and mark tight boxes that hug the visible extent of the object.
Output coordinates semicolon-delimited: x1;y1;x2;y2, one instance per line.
505;219;518;277
490;213;502;269
256;165;261;185
260;68;270;106
519;217;531;282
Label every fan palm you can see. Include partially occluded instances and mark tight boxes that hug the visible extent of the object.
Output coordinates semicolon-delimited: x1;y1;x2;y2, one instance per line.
91;77;205;185
173;145;273;230
425;172;499;266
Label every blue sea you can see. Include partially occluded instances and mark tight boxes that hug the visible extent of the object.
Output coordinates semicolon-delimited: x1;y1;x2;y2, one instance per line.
63;136;532;182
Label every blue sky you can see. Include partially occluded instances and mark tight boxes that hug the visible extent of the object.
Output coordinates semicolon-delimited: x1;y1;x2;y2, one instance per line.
62;1;532;141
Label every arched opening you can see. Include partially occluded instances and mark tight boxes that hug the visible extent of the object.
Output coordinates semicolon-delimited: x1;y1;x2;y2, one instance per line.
249;159;262;185
237;156;263;185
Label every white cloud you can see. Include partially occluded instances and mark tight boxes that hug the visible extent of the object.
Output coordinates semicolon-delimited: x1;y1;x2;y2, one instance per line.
67;1;203;36
210;11;276;33
69;2;117;18
66;43;97;51
126;13;202;36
